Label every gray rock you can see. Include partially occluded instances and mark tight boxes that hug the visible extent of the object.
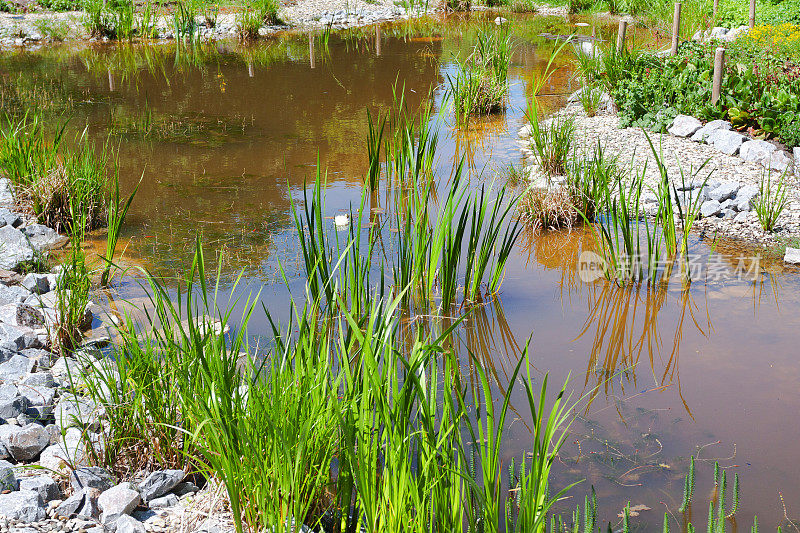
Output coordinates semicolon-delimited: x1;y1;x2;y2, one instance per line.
0;226;35;271
172;481;200;496
708;182;740;202
691;120;732;142
735;184;759;210
722;208;736;219
18;384;55;409
22;224;67;253
0;458;16;491
768;150;793;172
20;348;54;370
733;211;750;223
708;129;745;154
115;514;147;533
18;474;60;502
70;466;114;492
55;488;101;519
794;147;800;177
739;139;776;165
0;303;46;329
0;354;35;383
0;394;27;419
20;273;49;294
700;200;722;218
4;423;49;461
0;383;16;400
56;394;100;430
0;489;45;521
139;469;184;502
668;114;702;137
0;208;21;228
99;482;141;524
39;428;91;474
148;492;178;509
20;371;55;388
0;284;28;306
785;247;800;264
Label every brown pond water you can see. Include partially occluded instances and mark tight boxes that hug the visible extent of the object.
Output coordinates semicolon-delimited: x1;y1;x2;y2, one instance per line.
3;13;800;530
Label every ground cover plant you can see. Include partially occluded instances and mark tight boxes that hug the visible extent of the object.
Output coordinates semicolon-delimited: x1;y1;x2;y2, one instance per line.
581;40;800;148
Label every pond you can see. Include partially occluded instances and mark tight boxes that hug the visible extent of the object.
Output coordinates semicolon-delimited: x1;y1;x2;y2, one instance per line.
3;12;800;531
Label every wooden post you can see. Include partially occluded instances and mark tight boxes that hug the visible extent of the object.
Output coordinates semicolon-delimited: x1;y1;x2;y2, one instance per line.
108;69;115;92
749;0;756;29
713;0;719;21
376;25;381;56
248;63;254;77
591;24;596;41
616;19;627;54
712;47;725;104
671;2;682;56
309;34;315;69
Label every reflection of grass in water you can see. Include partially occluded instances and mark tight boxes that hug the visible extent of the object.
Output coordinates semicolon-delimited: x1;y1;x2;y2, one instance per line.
0;73;75;117
108;104;254;147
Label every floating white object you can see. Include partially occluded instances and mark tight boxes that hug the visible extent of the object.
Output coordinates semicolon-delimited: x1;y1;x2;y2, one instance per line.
575;22;590;27
334;214;350;228
494;17;507;25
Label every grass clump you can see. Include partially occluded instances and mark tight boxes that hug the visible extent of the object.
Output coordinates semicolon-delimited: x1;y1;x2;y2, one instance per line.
0;115;108;233
447;29;511;123
237;0;281;41
754;171;789;231
509;0;537;12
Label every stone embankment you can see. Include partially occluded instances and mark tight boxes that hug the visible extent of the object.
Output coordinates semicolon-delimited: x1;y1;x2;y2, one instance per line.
0;178;232;533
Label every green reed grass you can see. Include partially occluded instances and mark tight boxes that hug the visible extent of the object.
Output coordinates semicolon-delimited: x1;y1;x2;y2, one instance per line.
54;204;91;354
754;171;789;232
525;38;576;177
447;28;512;123
101;169;138;287
0;115;107;233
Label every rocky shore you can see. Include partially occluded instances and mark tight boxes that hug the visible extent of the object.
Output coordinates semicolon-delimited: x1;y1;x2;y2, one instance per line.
0;178;232;533
518;102;800;247
0;0;432;47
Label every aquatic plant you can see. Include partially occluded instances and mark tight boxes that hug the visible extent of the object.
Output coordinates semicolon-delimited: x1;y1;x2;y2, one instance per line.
101;169;139;287
526;104;576;176
525;38;576;176
173;1;199;41
592;166;664;285
679;455;696;513
0;115;107;233
754;170;789;232
447;28;512;123
54;205;91;354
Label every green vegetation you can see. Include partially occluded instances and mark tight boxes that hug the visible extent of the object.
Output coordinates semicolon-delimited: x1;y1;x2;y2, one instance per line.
579;40;800;148
717;0;800;27
447;28;511;123
754;170;789;231
0;115;107;233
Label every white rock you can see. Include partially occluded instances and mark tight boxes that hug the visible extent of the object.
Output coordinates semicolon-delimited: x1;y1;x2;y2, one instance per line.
708;129;745;155
768;150;793;173
700;200;722;218
99;482;141;524
691;120;732;142
739;139;776;165
668;115;702;137
785;247;800;264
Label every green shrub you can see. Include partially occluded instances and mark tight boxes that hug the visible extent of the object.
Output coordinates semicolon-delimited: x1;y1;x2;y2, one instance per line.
37;0;79;10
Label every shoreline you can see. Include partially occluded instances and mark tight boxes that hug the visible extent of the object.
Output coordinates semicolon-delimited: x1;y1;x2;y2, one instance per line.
0;3;570;48
518;103;800;251
0;179;233;532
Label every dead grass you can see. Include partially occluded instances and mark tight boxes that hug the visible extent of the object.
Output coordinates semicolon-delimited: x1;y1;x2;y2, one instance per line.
517;185;579;231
